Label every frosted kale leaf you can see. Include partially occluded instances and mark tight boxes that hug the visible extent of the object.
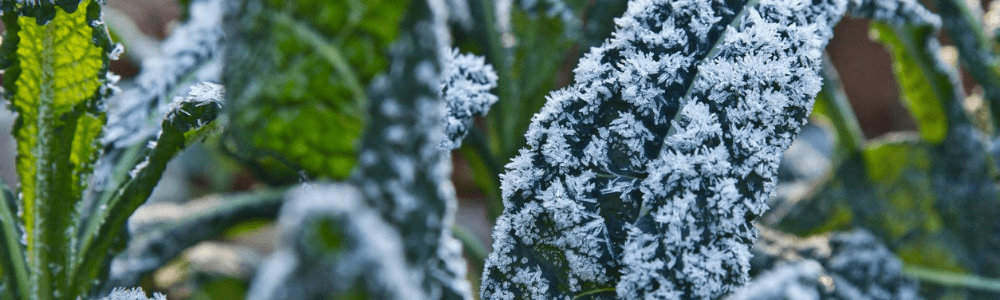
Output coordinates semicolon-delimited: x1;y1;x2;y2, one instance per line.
440;48;499;150
97;287;166;300
729;228;921;300
481;0;938;299
88;0;227;224
246;184;422;300
350;0;473;298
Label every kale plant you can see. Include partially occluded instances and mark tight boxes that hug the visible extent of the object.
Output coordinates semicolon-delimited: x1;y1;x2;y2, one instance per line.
0;0;999;299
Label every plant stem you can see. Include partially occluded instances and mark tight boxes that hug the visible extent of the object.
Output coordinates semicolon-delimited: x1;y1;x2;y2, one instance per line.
819;53;866;157
903;265;1000;292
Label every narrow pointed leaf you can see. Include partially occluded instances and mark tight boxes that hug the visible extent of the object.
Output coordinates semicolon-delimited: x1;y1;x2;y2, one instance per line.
0;180;27;299
72;83;224;297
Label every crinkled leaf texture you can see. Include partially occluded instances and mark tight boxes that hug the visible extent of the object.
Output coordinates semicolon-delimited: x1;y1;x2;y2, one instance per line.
727;228;921;300
480;0;938;299
440;48;499;150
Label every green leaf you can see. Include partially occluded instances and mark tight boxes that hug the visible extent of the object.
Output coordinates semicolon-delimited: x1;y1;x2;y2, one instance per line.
480;0;942;298
0;180;27;300
870;22;963;143
0;0;117;298
225;0;408;180
72;85;224;297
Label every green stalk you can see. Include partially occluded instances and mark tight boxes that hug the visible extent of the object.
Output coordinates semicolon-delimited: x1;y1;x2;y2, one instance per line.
0;181;29;299
937;0;1000;133
904;265;1000;292
818;53;865;158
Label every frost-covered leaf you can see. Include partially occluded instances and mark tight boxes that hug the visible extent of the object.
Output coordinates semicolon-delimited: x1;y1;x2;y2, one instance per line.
440;48;499;150
0;0;118;297
480;0;939;299
728;228;921;300
73;83;225;297
247;184;423;300
97;287;166;300
350;0;472;298
937;0;1000;132
225;0;408;180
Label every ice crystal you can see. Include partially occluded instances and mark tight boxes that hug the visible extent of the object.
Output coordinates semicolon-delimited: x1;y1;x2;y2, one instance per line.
90;0;225;201
439;49;499;150
729;228;921;300
347;0;473;298
98;287;166;300
481;0;938;299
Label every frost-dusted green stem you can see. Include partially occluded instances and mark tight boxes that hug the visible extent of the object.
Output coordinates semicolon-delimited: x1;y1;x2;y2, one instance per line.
103;189;285;291
272;11;368;120
103;6;160;64
819;53;865;156
937;0;1000;132
573;287;615;299
0;181;28;299
72;96;222;297
903;265;1000;292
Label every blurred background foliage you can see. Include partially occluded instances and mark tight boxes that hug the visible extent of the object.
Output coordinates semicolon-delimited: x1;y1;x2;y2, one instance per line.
3;0;1000;298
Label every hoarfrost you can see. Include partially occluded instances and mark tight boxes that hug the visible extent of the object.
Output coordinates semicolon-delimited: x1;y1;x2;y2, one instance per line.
246;185;422;300
87;0;225;211
98;287;166;300
344;0;474;299
439;49;499;150
728;228;921;300
481;0;938;299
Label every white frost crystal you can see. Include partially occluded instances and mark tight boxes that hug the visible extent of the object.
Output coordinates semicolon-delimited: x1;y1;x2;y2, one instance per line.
99;287;166;300
439;48;499;150
729;228;921;300
480;0;938;299
246;184;422;300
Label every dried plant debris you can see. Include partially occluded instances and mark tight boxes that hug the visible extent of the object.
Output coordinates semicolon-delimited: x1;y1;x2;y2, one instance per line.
729;228;921;300
440;48;499;150
480;0;938;299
